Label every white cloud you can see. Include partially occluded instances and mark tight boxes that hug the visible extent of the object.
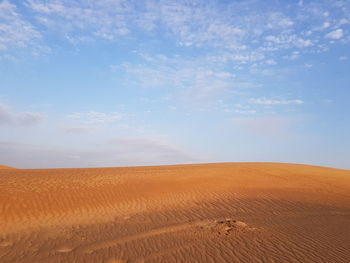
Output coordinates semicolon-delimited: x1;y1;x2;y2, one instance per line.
339;56;348;60
3;0;343;62
158;1;246;48
326;28;343;39
121;54;236;104
67;111;123;124
265;35;313;49
322;22;330;29
249;98;304;105
266;59;277;65
338;18;349;26
267;12;294;28
0;104;46;126
0;1;41;50
204;51;265;66
249;67;274;76
283;51;300;60
26;0;132;42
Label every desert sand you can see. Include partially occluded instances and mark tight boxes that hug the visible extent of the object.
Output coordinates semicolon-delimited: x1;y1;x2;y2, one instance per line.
0;162;349;262
0;165;16;169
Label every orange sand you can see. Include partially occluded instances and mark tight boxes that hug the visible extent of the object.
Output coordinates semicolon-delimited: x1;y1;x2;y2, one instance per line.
0;165;16;169
0;163;349;262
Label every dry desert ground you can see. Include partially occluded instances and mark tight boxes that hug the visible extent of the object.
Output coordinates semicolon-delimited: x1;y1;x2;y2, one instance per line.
0;163;349;262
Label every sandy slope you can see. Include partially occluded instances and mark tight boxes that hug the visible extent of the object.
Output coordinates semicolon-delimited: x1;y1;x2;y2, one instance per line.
0;165;15;169
0;163;349;263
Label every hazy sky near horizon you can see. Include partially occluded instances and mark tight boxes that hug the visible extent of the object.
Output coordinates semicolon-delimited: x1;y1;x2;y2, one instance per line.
1;0;350;169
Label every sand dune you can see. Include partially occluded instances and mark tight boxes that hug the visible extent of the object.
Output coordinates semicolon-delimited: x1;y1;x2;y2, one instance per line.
0;165;15;169
0;163;349;262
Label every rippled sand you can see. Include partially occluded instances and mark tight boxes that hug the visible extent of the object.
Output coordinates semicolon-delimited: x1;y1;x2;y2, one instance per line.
0;163;349;262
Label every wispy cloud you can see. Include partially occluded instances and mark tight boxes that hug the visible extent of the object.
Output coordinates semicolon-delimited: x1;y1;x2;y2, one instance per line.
249;98;304;105
1;0;349;169
26;0;131;42
265;35;313;49
0;1;41;51
266;59;277;65
16;0;347;60
283;51;300;60
120;54;236;105
67;111;123;124
325;28;344;39
0;104;45;126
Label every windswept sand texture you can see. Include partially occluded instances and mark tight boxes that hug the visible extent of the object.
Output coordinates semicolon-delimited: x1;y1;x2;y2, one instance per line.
0;163;349;262
0;165;15;169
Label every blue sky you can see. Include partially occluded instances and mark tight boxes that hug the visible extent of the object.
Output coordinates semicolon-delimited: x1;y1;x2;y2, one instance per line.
0;0;349;169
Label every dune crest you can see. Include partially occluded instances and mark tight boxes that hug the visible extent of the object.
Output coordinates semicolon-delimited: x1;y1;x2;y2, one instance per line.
0;165;15;169
0;163;349;262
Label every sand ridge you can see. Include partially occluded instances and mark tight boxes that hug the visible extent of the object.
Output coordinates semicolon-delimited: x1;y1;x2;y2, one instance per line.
0;165;15;169
0;163;349;262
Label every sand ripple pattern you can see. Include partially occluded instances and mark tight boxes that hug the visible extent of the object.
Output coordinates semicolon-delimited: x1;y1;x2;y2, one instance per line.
0;163;350;262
